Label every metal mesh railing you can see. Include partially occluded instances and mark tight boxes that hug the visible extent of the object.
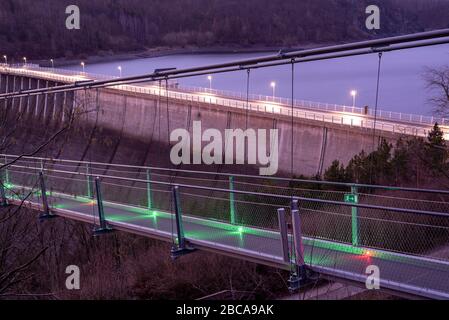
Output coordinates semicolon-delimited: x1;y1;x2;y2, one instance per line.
1;155;449;265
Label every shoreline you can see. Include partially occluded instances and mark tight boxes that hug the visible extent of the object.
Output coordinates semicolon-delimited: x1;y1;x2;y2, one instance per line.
35;43;331;67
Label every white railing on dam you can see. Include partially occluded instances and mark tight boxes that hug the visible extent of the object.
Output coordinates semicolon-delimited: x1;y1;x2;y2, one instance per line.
1;64;447;138
180;85;447;127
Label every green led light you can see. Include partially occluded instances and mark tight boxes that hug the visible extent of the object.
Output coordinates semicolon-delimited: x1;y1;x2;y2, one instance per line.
304;238;366;256
238;226;244;233
54;203;70;209
72;196;94;204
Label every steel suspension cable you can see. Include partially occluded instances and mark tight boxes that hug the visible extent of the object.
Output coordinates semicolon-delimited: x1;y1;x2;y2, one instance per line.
291;59;295;181
165;76;176;246
370;52;384;185
245;69;251;130
289;59;298;276
91;89;99;228
3;30;449;100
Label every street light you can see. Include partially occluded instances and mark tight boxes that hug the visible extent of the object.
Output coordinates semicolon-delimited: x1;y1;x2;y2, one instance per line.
3;55;7;65
270;81;276;99
81;61;85;73
350;90;357;108
118;66;122;77
23;57;27;66
207;75;212;90
50;59;54;69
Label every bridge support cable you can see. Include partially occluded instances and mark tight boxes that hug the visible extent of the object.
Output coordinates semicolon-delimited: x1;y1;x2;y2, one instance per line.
165;77;171;147
170;185;196;259
229;176;236;225
93;177;113;235
290;59;295;181
157;79;162;143
38;171;55;219
3;30;449;100
165;76;180;249
370;52;384;184
245;69;251;130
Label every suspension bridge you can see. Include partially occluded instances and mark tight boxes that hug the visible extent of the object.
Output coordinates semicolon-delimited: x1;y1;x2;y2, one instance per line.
1;155;449;299
1;29;449;299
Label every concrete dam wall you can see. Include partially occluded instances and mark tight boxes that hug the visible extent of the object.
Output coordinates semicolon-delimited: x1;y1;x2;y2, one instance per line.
0;72;400;177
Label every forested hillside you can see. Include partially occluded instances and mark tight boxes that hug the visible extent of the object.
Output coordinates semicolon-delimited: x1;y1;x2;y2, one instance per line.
0;0;449;60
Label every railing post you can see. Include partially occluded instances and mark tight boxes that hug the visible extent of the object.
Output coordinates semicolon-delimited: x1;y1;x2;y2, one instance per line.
291;197;299;211
170;185;195;259
0;179;8;207
291;199;304;267
229;176;236;224
173;186;185;248
277;208;290;263
93;177;112;234
351;186;359;247
86;164;92;199
3;156;9;185
146;169;153;210
39;171;55;219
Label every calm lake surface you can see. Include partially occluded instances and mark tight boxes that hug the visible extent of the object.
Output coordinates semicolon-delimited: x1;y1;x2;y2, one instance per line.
67;44;449;116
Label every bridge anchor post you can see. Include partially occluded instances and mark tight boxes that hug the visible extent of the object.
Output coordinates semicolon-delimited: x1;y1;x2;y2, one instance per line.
93;177;113;235
288;198;312;293
38;171;57;220
277;208;290;264
170;185;196;259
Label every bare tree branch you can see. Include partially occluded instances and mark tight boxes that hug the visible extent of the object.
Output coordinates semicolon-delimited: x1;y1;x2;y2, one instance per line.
424;66;449;118
0;247;48;294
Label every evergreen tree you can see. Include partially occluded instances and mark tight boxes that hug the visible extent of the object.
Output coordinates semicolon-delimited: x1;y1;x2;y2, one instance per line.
426;123;448;170
391;137;410;183
369;139;393;183
324;160;348;183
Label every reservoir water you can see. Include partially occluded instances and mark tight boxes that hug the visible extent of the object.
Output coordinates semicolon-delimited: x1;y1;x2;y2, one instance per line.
67;44;449;116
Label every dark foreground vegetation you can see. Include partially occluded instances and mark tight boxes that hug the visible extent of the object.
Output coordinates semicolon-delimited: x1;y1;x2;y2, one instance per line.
0;206;289;299
1;0;449;60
